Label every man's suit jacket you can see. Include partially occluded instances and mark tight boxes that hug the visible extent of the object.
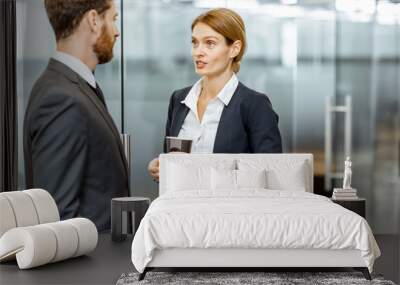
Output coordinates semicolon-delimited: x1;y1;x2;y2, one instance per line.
23;59;129;231
165;82;283;153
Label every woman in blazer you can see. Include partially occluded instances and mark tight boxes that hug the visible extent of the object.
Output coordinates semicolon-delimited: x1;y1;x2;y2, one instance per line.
148;8;282;181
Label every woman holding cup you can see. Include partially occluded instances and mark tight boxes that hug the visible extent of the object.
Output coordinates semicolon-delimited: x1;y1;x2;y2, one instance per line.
148;8;282;182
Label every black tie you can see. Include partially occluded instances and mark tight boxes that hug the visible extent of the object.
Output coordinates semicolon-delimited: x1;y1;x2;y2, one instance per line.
89;83;107;109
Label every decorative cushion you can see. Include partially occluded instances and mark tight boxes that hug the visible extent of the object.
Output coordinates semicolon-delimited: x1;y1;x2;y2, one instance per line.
160;154;313;194
167;162;211;191
165;158;235;192
211;169;236;190
211;169;267;190
237;159;308;191
236;169;267;189
266;166;306;191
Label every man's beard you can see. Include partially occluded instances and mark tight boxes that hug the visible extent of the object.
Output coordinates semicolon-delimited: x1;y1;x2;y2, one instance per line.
94;25;115;64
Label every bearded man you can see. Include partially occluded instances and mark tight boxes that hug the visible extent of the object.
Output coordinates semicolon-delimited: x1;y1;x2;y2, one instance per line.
23;0;128;231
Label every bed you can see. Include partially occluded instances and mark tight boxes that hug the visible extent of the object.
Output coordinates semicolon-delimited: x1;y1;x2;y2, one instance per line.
131;154;380;280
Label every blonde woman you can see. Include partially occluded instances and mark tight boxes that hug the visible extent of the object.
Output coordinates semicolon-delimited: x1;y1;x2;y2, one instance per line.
149;8;282;181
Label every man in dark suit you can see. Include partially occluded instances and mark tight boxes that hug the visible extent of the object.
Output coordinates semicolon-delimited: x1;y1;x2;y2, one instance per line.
23;0;128;231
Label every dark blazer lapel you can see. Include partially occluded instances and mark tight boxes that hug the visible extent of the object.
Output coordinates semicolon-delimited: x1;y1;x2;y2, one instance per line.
213;108;227;153
213;82;243;153
171;103;190;137
77;77;129;175
48;58;129;176
95;84;108;109
49;59;121;143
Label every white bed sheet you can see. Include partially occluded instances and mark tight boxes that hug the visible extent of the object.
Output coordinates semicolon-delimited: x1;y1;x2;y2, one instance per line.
131;190;380;273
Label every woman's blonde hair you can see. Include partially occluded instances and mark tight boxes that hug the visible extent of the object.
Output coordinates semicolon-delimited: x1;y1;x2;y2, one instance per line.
191;8;246;73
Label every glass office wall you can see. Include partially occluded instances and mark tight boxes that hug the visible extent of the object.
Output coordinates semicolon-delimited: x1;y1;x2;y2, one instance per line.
16;0;53;188
333;4;400;234
122;0;399;234
16;0;122;188
122;0;335;200
369;19;400;233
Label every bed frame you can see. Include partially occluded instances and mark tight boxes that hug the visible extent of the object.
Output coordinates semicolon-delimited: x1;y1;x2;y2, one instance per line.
138;154;372;281
139;248;371;280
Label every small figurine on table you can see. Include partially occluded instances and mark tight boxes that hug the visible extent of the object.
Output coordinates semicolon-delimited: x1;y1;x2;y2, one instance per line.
342;156;352;190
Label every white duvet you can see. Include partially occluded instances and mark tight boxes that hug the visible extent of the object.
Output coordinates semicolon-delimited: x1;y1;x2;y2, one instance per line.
131;190;380;273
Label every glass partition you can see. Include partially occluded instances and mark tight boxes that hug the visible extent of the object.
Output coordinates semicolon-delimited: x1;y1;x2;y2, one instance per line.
333;4;400;234
122;0;399;234
122;0;336;199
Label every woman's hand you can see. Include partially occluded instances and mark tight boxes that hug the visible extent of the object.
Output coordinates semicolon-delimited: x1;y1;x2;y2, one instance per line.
148;157;159;182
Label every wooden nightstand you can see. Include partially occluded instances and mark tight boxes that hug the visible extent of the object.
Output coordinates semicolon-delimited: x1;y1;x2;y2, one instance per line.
331;198;366;218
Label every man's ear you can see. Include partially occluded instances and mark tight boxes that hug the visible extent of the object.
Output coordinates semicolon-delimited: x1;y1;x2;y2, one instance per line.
230;40;242;59
86;9;101;34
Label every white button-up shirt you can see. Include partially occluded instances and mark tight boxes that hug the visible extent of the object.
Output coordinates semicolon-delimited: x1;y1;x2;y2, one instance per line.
178;74;239;153
53;51;96;88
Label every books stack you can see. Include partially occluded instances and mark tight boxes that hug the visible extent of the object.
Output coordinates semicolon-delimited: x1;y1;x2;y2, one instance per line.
332;188;358;200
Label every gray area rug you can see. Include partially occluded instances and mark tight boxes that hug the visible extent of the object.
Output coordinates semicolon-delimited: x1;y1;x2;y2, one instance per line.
117;272;396;285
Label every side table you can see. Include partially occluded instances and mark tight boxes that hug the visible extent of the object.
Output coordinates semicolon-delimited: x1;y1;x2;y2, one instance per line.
331;198;366;218
111;197;150;242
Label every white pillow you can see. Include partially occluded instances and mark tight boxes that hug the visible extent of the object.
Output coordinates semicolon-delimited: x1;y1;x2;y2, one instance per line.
237;169;267;189
266;167;306;191
167;162;211;191
211;168;236;190
237;159;308;191
165;158;235;192
211;169;267;190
